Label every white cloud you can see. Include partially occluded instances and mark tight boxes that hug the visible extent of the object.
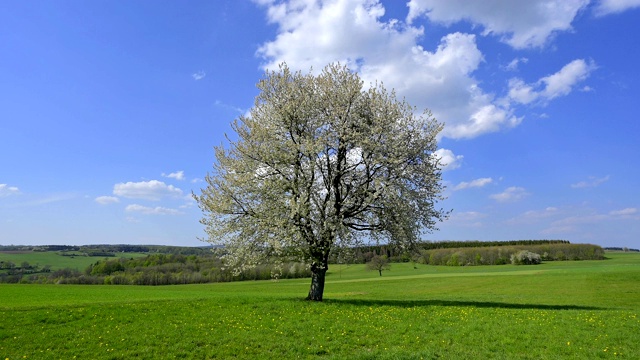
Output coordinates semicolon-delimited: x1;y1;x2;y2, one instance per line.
95;196;120;205
254;0;519;139
570;175;610;188
0;184;20;197
447;211;487;227
18;193;77;207
125;204;183;215
433;148;463;171
594;0;640;16
454;177;493;190
541;225;576;235
452;211;486;220
179;200;197;209
508;206;559;224
192;71;206;80
214;100;245;114
609;208;638;216
507;78;539;105
541;206;639;234
508;59;596;105
547;214;604;228
256;0;396;71
490;186;529;202
162;171;186;181
505;57;528;71
113;180;183;201
407;0;589;49
442;84;521;139
513;206;636;240
540;59;597;100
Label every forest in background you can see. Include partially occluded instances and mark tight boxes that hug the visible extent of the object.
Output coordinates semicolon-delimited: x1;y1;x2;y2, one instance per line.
1;240;632;285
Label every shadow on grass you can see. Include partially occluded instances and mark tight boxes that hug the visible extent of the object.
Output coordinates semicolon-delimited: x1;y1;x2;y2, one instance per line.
321;298;603;311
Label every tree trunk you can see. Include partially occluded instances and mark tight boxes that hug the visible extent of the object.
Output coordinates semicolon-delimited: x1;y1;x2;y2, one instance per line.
306;264;327;301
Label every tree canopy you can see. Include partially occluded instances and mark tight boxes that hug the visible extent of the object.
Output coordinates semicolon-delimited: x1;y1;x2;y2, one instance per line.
195;63;447;301
367;255;391;277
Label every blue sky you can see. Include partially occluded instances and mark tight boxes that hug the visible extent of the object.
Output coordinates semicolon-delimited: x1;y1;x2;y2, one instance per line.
1;0;639;248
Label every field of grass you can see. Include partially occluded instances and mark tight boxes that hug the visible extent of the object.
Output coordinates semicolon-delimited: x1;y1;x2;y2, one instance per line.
0;251;148;271
1;252;639;359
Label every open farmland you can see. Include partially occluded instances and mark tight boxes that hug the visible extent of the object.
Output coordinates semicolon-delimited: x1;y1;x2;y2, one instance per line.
0;251;148;271
1;252;639;359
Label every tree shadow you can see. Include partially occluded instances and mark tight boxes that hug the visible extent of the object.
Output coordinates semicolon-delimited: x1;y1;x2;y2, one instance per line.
322;298;603;311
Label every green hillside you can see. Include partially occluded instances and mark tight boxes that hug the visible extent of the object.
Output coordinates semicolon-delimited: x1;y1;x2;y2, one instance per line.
0;250;147;271
1;252;638;359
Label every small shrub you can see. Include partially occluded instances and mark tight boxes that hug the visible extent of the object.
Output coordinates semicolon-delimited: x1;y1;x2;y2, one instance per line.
446;251;466;266
511;250;541;265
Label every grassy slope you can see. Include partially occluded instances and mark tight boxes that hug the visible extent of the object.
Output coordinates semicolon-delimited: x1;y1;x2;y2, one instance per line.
0;253;638;359
0;251;148;271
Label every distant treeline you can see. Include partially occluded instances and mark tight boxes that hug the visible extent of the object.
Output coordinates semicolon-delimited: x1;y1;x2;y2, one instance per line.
416;240;570;250
0;240;610;284
0;261;50;275
0;244;213;255
333;240;572;264
0;253;310;285
415;243;604;266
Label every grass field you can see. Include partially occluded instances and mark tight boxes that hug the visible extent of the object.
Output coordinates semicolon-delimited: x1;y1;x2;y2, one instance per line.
1;252;639;359
0;251;148;271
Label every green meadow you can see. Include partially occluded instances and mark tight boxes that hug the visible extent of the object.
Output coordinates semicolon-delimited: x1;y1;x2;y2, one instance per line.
1;252;639;359
0;251;147;271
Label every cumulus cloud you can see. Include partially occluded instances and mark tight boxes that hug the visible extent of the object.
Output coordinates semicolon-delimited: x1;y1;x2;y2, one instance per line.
454;177;493;190
125;204;183;215
594;0;640;16
433;149;463;171
254;0;519;139
507;78;539;105
113;180;183;201
0;184;20;197
570;175;610;188
162;171;186;181
192;71;206;80
95;196;120;205
508;59;596;105
406;0;589;49
540;60;597;99
490;186;529;202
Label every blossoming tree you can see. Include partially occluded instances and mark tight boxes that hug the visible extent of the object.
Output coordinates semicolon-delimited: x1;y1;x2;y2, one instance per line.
194;63;447;301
